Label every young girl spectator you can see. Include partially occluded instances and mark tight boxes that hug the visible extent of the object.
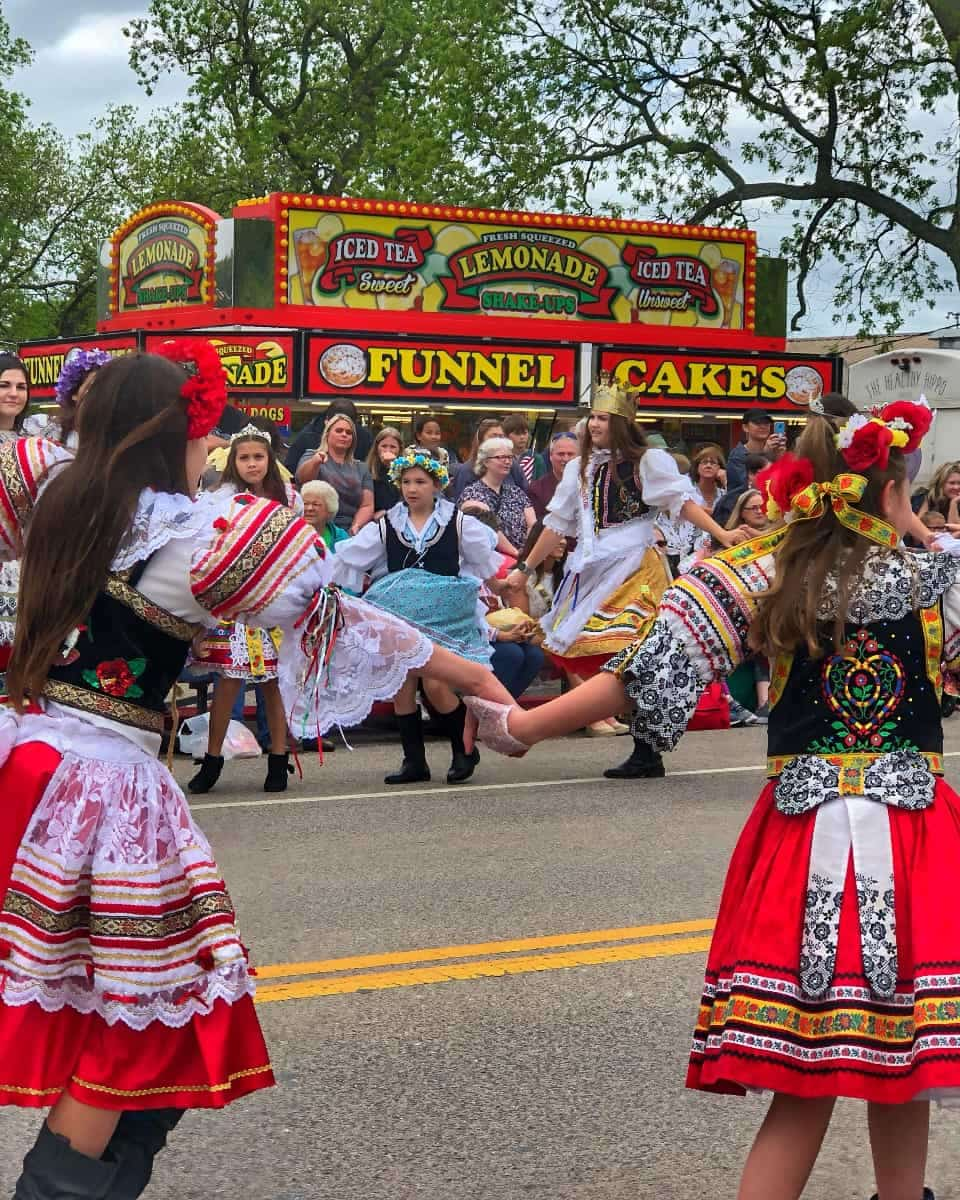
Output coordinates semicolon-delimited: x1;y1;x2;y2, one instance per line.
411;413;456;467
471;394;953;1200
295;412;374;533
366;425;403;517
189;426;303;794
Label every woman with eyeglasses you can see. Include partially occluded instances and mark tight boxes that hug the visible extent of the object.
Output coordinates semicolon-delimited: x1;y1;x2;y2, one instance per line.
728;488;769;534
458;437;536;556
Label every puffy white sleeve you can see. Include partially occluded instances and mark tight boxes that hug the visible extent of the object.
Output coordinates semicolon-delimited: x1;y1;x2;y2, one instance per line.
638;447;699;520
328;520;388;592
458;513;499;580
139;494;432;737
602;547;774;750
543;456;582;538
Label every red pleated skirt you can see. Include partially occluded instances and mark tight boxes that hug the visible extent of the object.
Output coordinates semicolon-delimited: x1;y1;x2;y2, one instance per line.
0;741;274;1111
688;779;960;1102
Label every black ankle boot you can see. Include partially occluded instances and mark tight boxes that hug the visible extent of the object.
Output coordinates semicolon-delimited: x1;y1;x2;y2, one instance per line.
15;1122;118;1199
385;711;431;785
603;737;665;780
187;753;224;794
264;752;293;792
868;1191;934;1200
440;701;480;784
107;1109;184;1199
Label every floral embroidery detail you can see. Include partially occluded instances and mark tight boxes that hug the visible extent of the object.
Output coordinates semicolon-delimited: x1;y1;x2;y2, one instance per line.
800;872;844;999
817;547;957;624
810;628;915;754
857;871;898;997
82;657;147;699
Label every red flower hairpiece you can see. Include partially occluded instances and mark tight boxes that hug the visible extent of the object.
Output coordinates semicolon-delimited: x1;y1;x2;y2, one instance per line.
153;338;227;439
755;452;815;519
878;400;933;453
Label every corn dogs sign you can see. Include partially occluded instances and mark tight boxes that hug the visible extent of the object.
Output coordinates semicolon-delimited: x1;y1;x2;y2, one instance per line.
285;201;755;331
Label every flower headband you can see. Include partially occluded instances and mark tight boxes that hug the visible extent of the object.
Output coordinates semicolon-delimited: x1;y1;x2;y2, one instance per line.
388;449;449;489
229;423;272;447
835;398;932;472
55;348;112;406
152;338;228;439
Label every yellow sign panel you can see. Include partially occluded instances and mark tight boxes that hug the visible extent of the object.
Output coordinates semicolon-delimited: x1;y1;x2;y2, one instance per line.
111;202;217;314
286;205;754;331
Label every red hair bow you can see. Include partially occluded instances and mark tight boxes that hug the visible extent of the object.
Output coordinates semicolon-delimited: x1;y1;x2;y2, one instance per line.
756;452;814;518
153;338;228;440
878;400;933;453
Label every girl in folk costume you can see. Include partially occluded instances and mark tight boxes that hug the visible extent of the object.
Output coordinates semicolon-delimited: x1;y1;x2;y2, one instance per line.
469;394;954;1200
504;373;744;778
0;345;514;1199
0;353;31;677
188;424;303;795
332;449;501;785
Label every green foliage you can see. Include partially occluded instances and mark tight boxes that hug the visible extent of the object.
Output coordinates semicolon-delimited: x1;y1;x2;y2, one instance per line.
519;0;960;331
124;0;552;208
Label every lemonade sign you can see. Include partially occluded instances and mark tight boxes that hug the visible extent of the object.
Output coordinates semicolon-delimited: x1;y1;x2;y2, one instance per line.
285;203;754;331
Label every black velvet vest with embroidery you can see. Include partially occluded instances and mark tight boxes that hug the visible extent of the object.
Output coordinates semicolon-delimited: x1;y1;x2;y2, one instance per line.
383;513;459;576
767;611;943;760
42;560;200;734
592;459;649;530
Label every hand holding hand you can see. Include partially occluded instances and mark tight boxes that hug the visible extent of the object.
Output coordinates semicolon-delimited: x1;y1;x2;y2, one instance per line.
504;568;527;590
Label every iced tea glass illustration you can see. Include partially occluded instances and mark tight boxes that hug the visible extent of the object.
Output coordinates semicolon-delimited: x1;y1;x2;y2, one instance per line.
711;258;740;327
293;229;328;304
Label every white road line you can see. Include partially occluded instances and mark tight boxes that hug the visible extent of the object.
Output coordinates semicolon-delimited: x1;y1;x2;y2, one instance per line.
189;751;960;812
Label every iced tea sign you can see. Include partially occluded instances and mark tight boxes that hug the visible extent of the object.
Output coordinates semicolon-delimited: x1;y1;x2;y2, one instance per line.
284;198;755;331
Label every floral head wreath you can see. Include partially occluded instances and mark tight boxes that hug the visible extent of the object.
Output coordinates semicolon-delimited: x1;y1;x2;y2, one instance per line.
152;338;228;439
228;423;272;448
756;398;933;549
55;348;112;407
388;448;449;490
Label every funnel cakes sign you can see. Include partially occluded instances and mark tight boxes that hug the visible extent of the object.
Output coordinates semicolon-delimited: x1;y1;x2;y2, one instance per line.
281;197;756;331
599;347;840;414
306;334;578;405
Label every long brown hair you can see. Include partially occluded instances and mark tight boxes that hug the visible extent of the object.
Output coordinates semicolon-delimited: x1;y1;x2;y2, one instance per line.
580;413;647;482
220;432;288;504
8;353;191;707
752;394;906;659
365;426;403;481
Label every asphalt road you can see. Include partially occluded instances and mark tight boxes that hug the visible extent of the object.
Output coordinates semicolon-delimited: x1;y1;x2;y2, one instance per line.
4;722;960;1198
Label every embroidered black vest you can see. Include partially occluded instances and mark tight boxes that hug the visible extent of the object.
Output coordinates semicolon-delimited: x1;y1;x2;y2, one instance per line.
42;560;201;734
592;459;649;531
382;512;460;577
767;611;943;765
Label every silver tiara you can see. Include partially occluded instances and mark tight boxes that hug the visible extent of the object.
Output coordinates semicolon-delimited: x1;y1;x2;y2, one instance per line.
808;397;826;415
229;423;271;445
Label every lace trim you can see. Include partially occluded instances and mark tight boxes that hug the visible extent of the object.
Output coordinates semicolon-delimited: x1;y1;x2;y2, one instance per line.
0;961;256;1032
111;490;217;571
817;548;957;623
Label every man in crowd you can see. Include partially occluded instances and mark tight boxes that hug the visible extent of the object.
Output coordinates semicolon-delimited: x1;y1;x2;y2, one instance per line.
724;408;785;492
527;431;579;521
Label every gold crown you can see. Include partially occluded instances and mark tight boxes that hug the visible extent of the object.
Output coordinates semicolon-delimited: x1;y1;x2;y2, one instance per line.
590;371;636;421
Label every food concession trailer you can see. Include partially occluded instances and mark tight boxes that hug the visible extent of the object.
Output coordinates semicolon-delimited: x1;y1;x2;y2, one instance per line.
19;194;841;453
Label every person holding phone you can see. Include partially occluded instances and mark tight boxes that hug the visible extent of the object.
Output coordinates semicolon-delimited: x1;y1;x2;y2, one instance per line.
726;408;786;491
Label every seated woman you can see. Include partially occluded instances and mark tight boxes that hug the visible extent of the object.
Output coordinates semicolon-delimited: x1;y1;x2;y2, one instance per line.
332;449;503;785
458;436;536;556
295;412;375;534
301;479;349;552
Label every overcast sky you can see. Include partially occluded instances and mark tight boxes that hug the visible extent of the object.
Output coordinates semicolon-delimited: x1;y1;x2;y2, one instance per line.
4;0;955;340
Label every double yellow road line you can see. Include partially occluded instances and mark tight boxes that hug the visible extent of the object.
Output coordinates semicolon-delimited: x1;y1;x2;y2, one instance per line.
253;918;714;1005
